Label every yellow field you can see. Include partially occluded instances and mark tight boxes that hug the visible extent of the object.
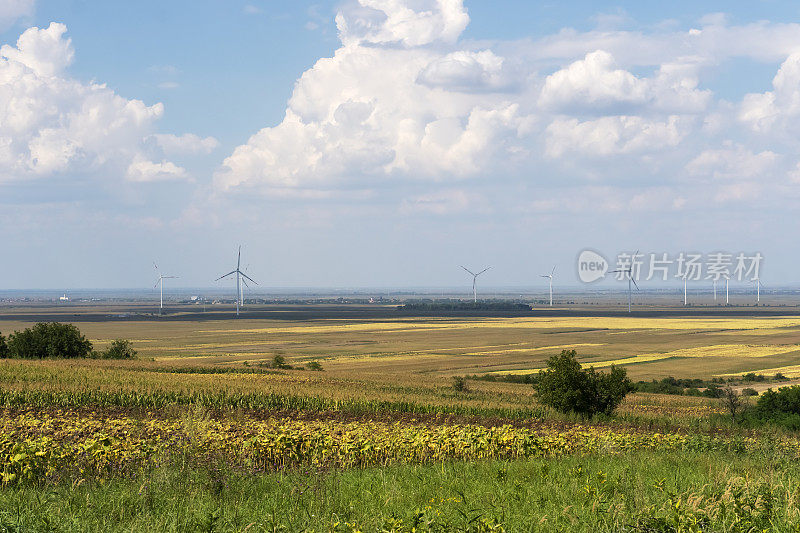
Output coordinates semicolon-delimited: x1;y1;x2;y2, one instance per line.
3;312;800;381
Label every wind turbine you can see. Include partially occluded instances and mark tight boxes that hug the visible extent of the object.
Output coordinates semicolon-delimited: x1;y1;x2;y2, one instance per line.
216;246;257;317
725;276;729;305
461;266;490;303
682;273;688;306
754;277;763;305
713;279;717;303
610;251;639;313
153;262;177;316
541;266;555;306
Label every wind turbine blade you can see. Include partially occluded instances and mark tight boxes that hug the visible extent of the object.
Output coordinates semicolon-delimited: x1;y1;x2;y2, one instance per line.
164;276;178;279
477;267;490;275
237;246;241;270
240;271;258;285
154;279;160;289
632;278;640;291
540;275;550;279
215;270;237;281
153;262;159;272
460;266;476;276
551;265;556;276
241;277;250;289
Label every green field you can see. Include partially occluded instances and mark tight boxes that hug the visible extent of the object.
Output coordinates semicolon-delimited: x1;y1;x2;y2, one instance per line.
2;304;800;531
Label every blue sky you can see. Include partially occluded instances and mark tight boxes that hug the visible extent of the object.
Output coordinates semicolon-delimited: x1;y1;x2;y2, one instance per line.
1;0;800;290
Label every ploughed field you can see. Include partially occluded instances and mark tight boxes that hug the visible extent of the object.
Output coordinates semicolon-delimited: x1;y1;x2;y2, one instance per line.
3;306;800;531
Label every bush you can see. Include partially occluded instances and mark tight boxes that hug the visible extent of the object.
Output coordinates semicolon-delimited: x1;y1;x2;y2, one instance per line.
534;350;632;417
774;373;787;381
271;354;291;369
100;339;136;360
6;323;92;359
452;376;469;392
306;361;324;371
742;388;758;397
0;332;7;358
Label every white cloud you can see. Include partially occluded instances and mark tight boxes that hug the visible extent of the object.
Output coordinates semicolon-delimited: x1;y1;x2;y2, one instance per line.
0;0;34;31
539;50;710;113
126;156;188;183
153;133;219;155
215;1;531;192
545;115;687;158
686;144;779;179
335;0;469;47
739;53;800;133
0;22;191;184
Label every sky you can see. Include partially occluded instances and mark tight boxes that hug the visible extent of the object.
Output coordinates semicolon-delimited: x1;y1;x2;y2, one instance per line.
2;0;800;290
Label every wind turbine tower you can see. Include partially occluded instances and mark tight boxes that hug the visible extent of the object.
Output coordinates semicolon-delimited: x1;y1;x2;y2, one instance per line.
755;278;762;305
610;252;639;313
541;266;555;306
216;246;258;317
683;274;687;306
153;262;177;316
461;266;490;303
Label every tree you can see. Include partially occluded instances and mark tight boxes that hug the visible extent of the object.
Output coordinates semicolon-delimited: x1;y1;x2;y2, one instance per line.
7;323;92;359
535;350;632;417
722;387;743;422
0;332;7;358
101;339;136;359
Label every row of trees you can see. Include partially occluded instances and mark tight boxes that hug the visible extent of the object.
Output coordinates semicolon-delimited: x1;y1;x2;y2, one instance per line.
0;323;135;360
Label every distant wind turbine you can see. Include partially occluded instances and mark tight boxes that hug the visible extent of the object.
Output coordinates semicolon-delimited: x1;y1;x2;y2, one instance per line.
610;251;639;313
682;273;688;306
754;277;763;305
216;246;257;317
541;266;555;306
153;262;178;316
461;266;490;303
726;276;729;305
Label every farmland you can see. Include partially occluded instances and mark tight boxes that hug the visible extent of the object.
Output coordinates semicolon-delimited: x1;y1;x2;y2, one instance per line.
3;303;800;530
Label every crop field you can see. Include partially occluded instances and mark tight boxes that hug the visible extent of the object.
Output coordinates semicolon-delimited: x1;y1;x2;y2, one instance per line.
4;308;800;380
3;304;800;530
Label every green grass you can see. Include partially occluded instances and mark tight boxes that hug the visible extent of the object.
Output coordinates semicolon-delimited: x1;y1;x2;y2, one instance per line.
1;450;798;532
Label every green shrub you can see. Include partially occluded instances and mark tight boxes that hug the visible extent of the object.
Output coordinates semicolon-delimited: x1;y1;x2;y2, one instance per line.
534;350;632;417
6;323;92;359
742;388;758;397
271;354;291;369
306;361;324;371
0;332;7;358
100;339;137;360
452;376;469;392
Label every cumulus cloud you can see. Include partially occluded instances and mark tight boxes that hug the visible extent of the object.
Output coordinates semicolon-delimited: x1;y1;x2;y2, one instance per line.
335;0;469;47
215;0;800;213
539;50;710;113
0;22;190;184
545;115;687;158
215;0;531;192
739;53;800;133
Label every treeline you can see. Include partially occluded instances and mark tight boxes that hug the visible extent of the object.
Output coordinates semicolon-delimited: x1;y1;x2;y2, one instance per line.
399;301;532;315
0;323;135;360
474;373;786;398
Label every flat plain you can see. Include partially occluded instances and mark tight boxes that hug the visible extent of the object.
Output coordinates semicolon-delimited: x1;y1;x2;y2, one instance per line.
3;301;800;531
